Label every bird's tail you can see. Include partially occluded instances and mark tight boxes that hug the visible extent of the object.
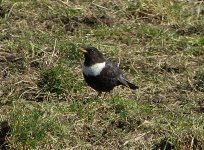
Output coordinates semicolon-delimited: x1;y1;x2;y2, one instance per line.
126;80;139;90
119;76;139;90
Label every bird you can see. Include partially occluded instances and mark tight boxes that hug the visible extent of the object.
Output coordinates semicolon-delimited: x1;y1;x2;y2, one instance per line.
79;46;138;96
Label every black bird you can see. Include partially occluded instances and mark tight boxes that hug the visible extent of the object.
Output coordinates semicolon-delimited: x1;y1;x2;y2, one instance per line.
80;47;138;96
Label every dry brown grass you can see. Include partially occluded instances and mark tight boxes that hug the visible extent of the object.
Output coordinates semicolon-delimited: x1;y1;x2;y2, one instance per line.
0;0;204;149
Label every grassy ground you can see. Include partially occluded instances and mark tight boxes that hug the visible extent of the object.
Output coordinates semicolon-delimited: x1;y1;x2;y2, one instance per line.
0;0;204;149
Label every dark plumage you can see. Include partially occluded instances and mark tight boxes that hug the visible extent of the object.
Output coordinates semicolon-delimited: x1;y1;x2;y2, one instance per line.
80;46;138;95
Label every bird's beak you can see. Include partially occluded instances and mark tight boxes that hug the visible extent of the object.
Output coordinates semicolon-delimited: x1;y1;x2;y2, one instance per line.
79;48;87;53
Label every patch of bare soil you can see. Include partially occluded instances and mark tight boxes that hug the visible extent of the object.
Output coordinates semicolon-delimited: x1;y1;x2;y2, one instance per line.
81;15;113;26
152;138;175;150
0;52;17;63
173;25;204;36
193;72;204;92
131;10;164;25
181;136;203;150
0;5;8;18
195;100;204;113
0;52;25;78
159;63;186;74
0;121;11;150
44;14;114;32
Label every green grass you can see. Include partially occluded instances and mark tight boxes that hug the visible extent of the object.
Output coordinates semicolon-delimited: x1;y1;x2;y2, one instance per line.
0;0;204;149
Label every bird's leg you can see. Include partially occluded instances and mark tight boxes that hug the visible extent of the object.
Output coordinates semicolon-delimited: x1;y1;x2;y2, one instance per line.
96;92;102;98
102;91;112;99
102;92;107;99
107;91;112;99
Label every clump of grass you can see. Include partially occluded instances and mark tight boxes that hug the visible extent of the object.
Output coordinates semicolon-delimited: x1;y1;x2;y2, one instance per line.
59;42;81;62
197;36;204;46
185;36;204;56
38;65;84;96
38;67;64;94
9;101;66;149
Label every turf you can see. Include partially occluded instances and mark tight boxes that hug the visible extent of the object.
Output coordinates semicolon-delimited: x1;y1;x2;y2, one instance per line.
0;0;204;149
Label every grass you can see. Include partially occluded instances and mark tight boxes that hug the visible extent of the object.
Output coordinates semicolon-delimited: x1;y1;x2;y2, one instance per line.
0;0;204;149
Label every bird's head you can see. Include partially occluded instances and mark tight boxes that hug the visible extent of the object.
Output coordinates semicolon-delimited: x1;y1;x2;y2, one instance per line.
79;46;105;66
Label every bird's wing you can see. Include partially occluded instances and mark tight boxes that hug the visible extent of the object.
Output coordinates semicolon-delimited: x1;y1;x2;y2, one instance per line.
102;61;138;89
100;61;122;79
100;60;138;89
